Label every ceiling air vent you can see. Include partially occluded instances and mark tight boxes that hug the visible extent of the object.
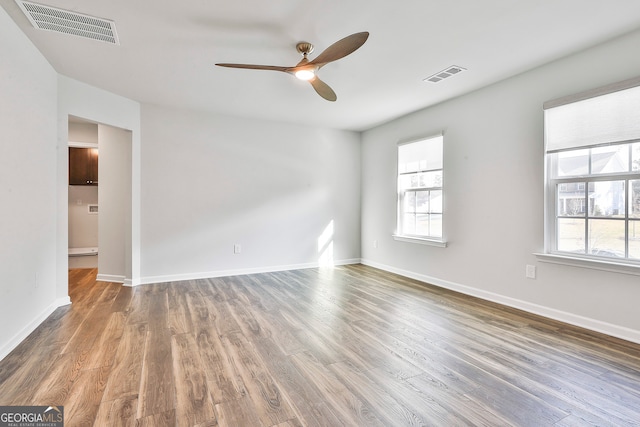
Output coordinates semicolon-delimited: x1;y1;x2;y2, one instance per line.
423;65;466;83
16;0;119;45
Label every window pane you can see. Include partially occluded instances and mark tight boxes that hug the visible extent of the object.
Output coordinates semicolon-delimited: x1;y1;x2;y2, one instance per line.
557;182;585;216
402;214;416;235
630;180;640;219
588;181;625;218
630;220;640;260
633;143;640;171
416;214;429;235
403;192;416;213
557;218;585;253
591;145;629;174
556;149;589;177
430;190;443;213
588;219;625;258
418;170;443;188
401;171;443;190
416;191;429;212
429;214;443;238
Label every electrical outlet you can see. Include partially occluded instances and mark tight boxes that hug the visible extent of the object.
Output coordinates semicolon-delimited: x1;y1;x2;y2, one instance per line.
373;240;378;249
525;264;536;279
234;244;241;254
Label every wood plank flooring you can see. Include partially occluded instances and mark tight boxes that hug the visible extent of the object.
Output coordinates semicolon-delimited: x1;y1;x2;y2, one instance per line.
1;265;640;426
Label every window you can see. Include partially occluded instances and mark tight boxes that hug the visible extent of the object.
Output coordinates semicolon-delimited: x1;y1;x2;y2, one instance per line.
395;134;444;244
544;78;640;264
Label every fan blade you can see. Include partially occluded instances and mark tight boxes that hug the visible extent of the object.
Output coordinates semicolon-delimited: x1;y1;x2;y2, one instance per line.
309;32;369;67
309;77;337;102
215;63;293;73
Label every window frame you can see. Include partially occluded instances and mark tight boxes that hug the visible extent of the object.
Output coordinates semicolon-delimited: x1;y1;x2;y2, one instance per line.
541;76;640;271
394;134;447;247
548;149;639;259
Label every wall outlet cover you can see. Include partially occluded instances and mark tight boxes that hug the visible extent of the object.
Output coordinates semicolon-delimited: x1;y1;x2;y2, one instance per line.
526;264;536;279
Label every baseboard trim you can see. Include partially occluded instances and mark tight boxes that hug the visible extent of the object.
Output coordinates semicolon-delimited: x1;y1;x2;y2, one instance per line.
96;274;126;284
0;297;70;362
139;258;361;285
361;258;640;345
56;296;71;307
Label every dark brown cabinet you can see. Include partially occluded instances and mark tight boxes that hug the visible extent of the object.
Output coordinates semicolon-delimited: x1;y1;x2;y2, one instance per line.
69;147;98;185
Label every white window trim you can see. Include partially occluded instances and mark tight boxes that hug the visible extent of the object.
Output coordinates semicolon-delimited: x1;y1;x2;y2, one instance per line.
543;76;640;271
392;234;448;247
395;133;447;245
535;252;640;276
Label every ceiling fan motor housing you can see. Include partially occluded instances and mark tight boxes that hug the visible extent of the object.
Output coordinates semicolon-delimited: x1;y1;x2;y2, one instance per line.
296;42;314;56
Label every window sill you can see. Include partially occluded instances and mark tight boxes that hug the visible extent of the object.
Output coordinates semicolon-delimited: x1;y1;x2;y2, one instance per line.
535;252;640;276
393;235;448;248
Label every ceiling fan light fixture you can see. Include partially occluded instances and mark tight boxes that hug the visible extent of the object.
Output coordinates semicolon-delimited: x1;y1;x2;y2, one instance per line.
295;69;315;81
215;31;369;101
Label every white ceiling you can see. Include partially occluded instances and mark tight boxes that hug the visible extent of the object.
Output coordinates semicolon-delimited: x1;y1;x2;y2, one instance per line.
3;0;640;131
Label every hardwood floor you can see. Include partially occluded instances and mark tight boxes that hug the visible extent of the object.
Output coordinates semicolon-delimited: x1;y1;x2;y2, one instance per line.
1;265;640;426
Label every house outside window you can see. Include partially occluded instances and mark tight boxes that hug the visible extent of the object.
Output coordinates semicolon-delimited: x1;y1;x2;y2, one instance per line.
544;79;640;264
395;134;445;246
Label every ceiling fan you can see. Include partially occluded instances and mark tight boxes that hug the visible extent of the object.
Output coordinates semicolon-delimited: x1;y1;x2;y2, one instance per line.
215;32;369;102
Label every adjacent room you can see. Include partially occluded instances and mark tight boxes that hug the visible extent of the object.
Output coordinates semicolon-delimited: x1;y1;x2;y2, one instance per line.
1;0;640;425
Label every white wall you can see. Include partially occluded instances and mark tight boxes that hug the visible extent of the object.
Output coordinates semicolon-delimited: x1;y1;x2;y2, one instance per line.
68;186;98;248
361;28;640;343
68;183;99;269
98;124;132;284
140;104;361;283
68;121;98;144
0;6;61;359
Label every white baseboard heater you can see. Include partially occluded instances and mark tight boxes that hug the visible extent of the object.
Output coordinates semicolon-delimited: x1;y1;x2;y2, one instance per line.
68;247;98;257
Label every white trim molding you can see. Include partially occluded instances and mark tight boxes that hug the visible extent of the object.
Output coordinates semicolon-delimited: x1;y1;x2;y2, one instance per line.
361;258;640;345
0;297;70;362
139;258;361;286
96;274;126;284
535;253;640;276
68;140;98;148
393;234;447;247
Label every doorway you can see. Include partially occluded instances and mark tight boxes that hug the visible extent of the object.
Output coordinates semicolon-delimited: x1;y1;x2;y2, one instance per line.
68;116;132;286
68;117;99;269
